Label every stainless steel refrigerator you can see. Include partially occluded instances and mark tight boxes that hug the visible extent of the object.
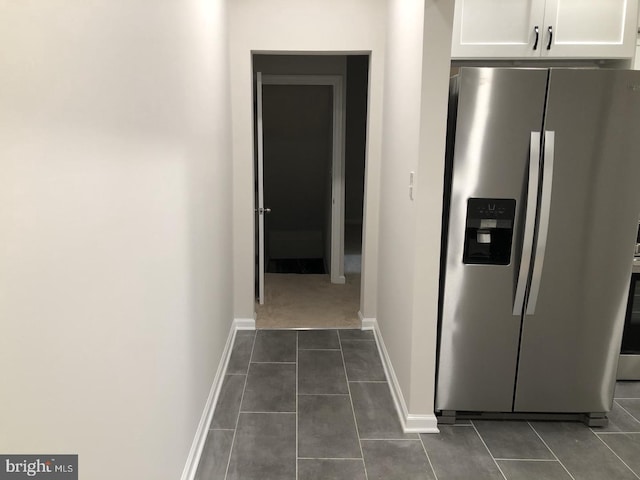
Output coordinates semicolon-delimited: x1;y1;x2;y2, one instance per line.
436;68;640;424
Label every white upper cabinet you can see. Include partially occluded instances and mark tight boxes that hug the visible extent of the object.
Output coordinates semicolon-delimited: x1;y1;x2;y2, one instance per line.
452;0;545;58
452;0;639;59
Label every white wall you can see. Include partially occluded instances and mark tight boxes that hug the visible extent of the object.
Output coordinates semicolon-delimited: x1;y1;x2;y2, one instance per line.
0;1;233;478
377;0;453;416
230;0;386;321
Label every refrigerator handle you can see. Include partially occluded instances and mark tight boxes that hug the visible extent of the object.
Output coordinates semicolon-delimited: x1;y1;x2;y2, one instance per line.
513;132;541;316
526;131;555;315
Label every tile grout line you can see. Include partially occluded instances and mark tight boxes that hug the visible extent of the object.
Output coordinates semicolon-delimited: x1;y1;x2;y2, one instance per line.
527;422;577;480
237;411;296;414
297;457;364;460
298;348;341;351
616;401;640;425
594;431;640;479
250;361;297;365
223;331;257;480
359;438;423;441
338;331;370;480
493;458;563;462
298;393;350;396
418;433;440;480
470;420;508;480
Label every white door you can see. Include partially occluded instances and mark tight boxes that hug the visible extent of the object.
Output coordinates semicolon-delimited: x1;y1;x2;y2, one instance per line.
451;0;546;58
541;0;638;58
256;72;267;305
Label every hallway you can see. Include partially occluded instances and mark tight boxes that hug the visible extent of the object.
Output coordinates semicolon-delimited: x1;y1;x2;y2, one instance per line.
196;329;640;480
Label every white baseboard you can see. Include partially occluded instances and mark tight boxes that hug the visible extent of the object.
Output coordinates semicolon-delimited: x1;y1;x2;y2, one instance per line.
180;318;255;480
234;317;256;330
358;311;376;330
370;319;439;434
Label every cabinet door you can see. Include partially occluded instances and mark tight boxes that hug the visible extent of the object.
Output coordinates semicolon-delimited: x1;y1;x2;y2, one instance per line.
542;0;638;58
451;0;546;58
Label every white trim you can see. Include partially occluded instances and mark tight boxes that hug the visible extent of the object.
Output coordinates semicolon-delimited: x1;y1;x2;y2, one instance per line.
180;322;240;480
259;74;346;285
370;319;439;434
358;311;376;330
233;317;256;330
256;72;265;305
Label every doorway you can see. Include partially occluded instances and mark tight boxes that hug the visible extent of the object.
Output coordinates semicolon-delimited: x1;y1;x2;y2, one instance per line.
263;83;333;276
253;55;369;329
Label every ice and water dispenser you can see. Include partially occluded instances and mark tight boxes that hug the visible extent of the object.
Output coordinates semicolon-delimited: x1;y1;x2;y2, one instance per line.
462;198;516;265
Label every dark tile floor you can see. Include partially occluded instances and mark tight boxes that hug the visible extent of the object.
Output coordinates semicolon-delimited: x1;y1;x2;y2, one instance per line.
196;329;640;480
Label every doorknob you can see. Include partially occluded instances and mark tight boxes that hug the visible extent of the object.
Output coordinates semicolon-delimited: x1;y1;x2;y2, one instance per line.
259;207;271;214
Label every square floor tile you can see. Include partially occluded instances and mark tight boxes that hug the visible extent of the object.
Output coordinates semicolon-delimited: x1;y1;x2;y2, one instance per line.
298;395;361;458
227;412;296;480
530;421;637;480
473;421;554;459
298;459;366;480
211;374;246;429
339;329;374;341
251;330;297;363
298;350;348;395
195;429;234;480
226;331;255;374
362;440;436;480
298;330;340;350
341;340;385;381
350;382;417;440
496;460;572;480
420;426;504;480
598;433;640;476
241;363;295;413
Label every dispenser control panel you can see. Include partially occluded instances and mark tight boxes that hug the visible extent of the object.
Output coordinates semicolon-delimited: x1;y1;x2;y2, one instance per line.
463;198;515;265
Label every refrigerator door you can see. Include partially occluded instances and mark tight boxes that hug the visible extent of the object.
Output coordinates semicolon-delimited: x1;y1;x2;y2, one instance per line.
437;68;548;412
515;69;640;413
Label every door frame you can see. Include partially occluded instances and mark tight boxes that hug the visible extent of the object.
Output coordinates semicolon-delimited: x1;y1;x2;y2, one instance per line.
257;74;346;288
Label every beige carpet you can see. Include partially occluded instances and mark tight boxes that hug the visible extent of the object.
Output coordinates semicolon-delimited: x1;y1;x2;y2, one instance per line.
256;273;361;329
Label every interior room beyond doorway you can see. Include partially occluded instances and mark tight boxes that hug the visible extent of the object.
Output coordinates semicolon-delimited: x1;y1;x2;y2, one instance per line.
253;54;369;329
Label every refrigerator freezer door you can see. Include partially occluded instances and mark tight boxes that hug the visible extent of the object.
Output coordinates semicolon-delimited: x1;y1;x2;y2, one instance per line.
436;68;548;412
514;69;640;413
